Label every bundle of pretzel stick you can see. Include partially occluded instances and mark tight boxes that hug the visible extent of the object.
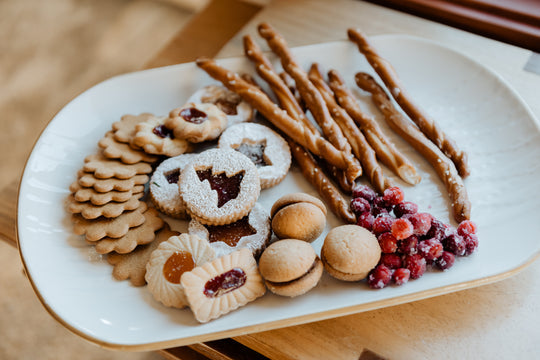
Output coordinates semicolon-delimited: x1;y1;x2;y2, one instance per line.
196;22;471;223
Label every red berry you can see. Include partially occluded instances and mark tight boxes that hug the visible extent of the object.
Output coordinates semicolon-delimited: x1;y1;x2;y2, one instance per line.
418;238;444;261
380;253;402;269
393;201;418;218
404;254;426;279
443;233;466;256
372;196;391;216
457;220;478;236
350;197;371;215
407;213;432;236
378;232;398;253
398;235;419;255
435;251;455;270
391;218;414;240
372;215;394;235
367;265;392;289
356;212;374;231
352;184;377;203
426;219;448;240
383;186;404;206
393;268;410;285
463;233;479;255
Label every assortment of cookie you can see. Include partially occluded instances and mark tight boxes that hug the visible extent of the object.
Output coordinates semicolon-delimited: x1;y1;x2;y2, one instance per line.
66;23;478;323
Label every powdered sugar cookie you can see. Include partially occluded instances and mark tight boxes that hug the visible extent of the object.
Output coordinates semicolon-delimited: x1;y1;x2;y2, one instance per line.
149;153;197;219
166;102;227;143
189;203;270;258
218;123;291;189
132;115;192;157
181;248;266;323
145;233;216;308
188;85;254;126
179;148;260;225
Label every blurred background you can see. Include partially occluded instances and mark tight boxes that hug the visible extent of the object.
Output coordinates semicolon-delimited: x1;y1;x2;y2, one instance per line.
0;0;202;358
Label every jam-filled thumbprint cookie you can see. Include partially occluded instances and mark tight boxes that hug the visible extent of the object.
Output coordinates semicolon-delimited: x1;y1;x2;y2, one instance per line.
166;102;227;143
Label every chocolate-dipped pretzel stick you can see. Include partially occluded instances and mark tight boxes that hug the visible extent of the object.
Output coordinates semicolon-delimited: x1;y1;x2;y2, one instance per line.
256;22;362;186
308;64;391;194
327;69;421;186
288;139;357;224
356;72;471;222
347;28;470;178
196;57;352;172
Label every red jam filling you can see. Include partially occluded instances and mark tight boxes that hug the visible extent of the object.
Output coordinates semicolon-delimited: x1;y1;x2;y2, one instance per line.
153;124;175;139
180;107;208;124
214;98;238;115
164;168;181;184
206;216;256;247
163;250;195;284
196;168;244;208
236;142;268;167
203;268;246;298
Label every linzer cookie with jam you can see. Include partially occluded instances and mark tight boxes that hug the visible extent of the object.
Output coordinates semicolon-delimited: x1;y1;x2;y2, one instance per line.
166;102;227;143
181;248;266;323
188;203;271;258
145;233;216;308
179;148;261;225
218;123;291;189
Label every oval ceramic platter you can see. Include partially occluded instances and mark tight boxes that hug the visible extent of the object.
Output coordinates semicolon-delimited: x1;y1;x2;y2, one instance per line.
17;35;540;350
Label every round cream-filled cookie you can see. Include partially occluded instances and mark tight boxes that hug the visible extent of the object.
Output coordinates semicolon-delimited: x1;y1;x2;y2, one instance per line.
166;102;227;143
321;225;381;281
179;148;261;225
145;233;216;308
188;203;271;258
218;123;291;189
258;239;323;297
149;154;197;219
188;84;254;126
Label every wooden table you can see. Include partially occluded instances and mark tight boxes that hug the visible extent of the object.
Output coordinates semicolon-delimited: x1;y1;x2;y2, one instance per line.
3;0;540;359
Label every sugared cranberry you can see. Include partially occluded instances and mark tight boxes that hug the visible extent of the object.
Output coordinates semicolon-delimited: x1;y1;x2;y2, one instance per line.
378;232;398;253
463;233;479;255
398;235;419;255
435;251;455;270
383;186;404;206
407;213;432;236
393;201;418;218
352;184;377;203
404;254;426;279
367;265;392;289
372;215;394;235
418;238;444;261
380;253;402;269
442;232;466;256
457;220;478;236
391;218;414;240
350;197;371;215
356;212;375;231
426;219;448;241
393;268;410;285
372;196;391;216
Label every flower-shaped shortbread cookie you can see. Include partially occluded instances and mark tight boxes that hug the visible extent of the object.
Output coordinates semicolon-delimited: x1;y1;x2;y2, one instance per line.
166;102;227;143
132;115;192;157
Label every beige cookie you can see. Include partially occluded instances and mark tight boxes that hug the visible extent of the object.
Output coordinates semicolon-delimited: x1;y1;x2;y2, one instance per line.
181;248;266;323
132;115;193;157
112;113;154;147
98;131;158;164
66;194;142;219
83;152;152;179
77;170;149;193
93;207;165;254
70;181;144;205
166;102;227;143
72;202;148;241
146;233;216;308
107;223;179;287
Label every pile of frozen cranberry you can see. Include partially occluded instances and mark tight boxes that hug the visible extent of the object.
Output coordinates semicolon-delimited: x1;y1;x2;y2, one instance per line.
350;185;478;289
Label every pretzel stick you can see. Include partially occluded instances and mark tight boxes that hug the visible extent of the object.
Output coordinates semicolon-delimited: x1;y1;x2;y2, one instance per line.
196;57;351;171
328;69;421;185
308;64;391;194
356;72;471;222
257;22;362;186
288;139;357;224
347;28;470;178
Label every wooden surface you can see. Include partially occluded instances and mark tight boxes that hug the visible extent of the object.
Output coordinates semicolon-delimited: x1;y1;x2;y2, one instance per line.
3;0;540;359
